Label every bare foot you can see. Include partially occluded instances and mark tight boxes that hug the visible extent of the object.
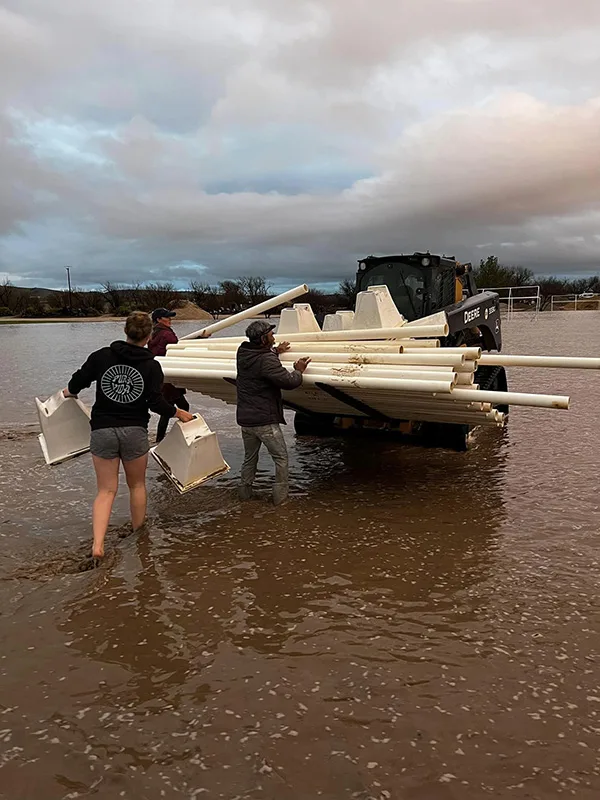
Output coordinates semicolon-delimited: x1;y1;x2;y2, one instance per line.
92;543;104;558
78;555;102;572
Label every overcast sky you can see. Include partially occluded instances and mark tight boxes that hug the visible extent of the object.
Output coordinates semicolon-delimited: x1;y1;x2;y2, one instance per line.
2;0;600;290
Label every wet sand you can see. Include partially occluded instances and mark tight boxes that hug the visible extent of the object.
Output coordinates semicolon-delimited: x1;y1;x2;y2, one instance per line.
1;314;599;799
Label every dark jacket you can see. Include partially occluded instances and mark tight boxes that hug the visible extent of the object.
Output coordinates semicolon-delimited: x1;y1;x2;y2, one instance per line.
236;342;303;427
68;341;176;431
147;323;178;357
147;323;186;403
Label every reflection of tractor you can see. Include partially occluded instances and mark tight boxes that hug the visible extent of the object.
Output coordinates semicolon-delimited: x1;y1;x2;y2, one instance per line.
294;253;508;449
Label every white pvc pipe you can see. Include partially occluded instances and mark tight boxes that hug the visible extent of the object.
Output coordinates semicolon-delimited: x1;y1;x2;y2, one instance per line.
165;349;465;367
180;284;309;340
159;358;456;384
408;347;481;360
160;365;455;394
391;339;440;348
285;351;464;366
347;391;491;411
303;374;455;393
478;354;600;370
183;324;448;344
350;398;487;413
280;324;448;341
438;388;570;410
165;349;459;371
276;324;451;342
455;363;478;373
301;366;457;383
169;341;405;353
403;311;448;328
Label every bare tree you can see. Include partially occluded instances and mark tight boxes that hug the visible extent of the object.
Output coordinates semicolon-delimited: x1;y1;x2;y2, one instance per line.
0;278;16;314
102;281;123;314
237;276;272;306
337;278;357;309
219;280;246;312
142;282;180;310
189;281;222;318
190;280;213;307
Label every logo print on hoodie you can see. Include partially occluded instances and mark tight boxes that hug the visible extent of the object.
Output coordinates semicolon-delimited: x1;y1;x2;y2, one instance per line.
100;364;144;404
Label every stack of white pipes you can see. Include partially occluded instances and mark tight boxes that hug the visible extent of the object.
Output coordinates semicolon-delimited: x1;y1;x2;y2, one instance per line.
155;284;600;427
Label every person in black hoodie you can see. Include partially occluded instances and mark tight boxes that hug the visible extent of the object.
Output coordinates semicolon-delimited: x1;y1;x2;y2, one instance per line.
63;311;194;560
236;320;310;505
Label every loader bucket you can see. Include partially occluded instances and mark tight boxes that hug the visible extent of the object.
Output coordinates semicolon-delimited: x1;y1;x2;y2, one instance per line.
150;414;229;493
35;391;92;466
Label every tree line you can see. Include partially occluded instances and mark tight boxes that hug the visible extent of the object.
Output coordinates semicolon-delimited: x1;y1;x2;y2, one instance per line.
473;256;600;310
2;257;597;318
0;275;358;318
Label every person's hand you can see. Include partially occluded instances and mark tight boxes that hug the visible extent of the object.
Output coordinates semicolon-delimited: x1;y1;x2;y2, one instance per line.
276;341;290;354
62;388;76;398
175;409;195;423
293;357;311;373
198;330;212;339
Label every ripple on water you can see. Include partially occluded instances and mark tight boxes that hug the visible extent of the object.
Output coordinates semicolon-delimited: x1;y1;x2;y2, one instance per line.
1;314;600;797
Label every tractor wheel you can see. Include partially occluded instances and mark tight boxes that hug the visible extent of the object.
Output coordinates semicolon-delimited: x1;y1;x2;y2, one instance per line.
419;421;470;452
475;365;509;414
294;412;336;437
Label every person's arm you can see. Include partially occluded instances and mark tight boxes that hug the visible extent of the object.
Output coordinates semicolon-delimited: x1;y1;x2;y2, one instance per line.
64;352;98;397
148;362;193;421
260;351;305;390
165;328;178;346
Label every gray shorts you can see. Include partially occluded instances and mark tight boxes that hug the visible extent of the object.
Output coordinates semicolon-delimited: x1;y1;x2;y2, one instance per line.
90;426;149;462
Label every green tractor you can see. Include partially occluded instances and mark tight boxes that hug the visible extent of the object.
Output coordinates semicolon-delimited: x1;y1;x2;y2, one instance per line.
293;253;508;450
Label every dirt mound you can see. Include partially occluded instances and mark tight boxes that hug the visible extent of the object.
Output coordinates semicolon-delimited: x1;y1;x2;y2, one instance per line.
171;301;212;321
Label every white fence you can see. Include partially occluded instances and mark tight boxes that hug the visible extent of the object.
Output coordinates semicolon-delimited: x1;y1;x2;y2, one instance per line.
550;293;600;312
480;286;541;320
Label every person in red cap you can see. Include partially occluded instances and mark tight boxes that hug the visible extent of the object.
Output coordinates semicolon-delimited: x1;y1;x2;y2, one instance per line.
236;320;310;505
148;308;191;441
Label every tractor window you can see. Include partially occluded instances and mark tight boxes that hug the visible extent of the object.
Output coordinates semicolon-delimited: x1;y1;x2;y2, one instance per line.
362;263;426;321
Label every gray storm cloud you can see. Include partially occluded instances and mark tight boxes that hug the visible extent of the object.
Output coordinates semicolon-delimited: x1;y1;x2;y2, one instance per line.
2;0;600;287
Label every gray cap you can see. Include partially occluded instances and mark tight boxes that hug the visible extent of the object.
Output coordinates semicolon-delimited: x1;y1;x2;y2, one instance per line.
246;320;276;341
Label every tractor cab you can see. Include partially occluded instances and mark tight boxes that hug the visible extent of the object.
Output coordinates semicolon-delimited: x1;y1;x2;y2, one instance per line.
356;252;502;351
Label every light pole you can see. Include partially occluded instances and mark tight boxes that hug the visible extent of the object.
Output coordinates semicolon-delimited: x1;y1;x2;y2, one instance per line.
65;266;72;314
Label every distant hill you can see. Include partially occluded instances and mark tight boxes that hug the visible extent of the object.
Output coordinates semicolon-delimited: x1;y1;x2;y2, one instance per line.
14;286;62;298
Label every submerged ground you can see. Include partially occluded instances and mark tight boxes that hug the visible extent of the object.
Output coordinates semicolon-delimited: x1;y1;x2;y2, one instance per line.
1;314;599;799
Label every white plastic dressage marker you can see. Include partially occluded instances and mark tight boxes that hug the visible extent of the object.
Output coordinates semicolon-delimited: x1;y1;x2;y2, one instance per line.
150;414;229;493
35;390;91;465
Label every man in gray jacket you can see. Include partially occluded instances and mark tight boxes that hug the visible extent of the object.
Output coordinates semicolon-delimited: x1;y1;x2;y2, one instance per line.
236;320;310;505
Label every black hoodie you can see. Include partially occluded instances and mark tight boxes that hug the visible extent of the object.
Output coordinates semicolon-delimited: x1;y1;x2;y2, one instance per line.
236;341;303;427
68;341;176;430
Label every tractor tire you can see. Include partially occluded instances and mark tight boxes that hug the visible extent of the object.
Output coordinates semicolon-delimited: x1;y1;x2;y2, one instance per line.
294;412;336;437
419;421;470;452
475;365;509;414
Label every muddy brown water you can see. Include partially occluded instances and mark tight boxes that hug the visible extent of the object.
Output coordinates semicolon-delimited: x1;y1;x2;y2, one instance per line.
0;314;599;799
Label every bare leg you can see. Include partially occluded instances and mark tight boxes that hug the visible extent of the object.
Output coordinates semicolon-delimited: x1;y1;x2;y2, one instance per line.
92;455;120;558
123;453;149;531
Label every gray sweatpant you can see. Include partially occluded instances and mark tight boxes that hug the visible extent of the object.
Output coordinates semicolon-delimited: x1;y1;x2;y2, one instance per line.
240;424;289;505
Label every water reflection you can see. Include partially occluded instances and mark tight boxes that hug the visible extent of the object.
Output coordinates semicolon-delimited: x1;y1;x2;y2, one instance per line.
64;529;212;711
63;427;509;706
5;313;600;797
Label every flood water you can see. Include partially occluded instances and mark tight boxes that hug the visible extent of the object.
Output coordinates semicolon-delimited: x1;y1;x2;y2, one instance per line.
1;313;599;799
